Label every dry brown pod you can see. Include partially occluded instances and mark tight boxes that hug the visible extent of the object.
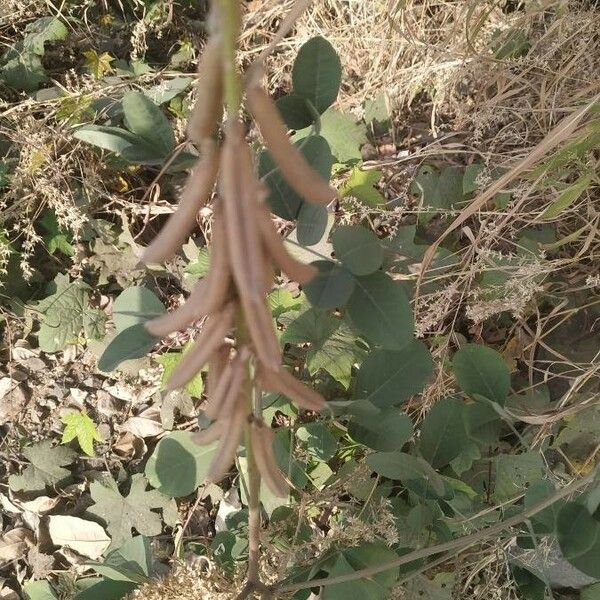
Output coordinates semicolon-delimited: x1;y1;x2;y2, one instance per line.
256;203;318;284
141;143;220;266
165;303;235;391
187;38;224;145
207;396;246;483
205;344;231;410
204;349;248;421
260;366;326;412
250;419;289;497
192;420;224;445
246;85;337;206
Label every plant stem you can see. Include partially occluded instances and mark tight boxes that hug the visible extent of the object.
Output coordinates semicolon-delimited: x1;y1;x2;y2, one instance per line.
218;0;242;119
273;469;596;594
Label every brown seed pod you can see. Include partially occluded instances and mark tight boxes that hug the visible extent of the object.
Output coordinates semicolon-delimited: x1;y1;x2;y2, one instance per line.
203;348;248;421
165;303;235;391
207;396;246;483
188;38;224;145
256;204;318;284
250;419;289;497
205;344;231;408
246;85;337;206
141;143;220;266
220;125;281;370
260;366;326;412
192;420;224;445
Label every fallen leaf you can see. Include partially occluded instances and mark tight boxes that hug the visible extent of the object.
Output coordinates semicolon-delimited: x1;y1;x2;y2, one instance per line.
19;496;60;515
8;441;76;494
0;528;33;564
113;431;146;460
47;515;110;559
120;407;163;438
27;546;55;578
88;474;174;548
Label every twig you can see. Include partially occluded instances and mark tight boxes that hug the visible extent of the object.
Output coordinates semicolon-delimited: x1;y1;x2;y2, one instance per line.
272;469;596;594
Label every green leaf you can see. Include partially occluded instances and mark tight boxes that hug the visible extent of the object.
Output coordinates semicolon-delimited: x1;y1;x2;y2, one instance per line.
346;271;414;350
349;405;413;451
73;125;165;164
341;167;385;208
23;581;58;600
322;544;400;600
260;135;333;220
276;94;314;129
463;163;484;195
366;452;446;497
540;175;593;220
452;344;510;405
23;16;68;54
98;323;158;372
268;289;304;319
61;411;103;457
297;202;328;246
112;286;165;333
88;474;175;549
332;225;383;276
145;431;218;497
557;502;600;577
582;583;600;600
74;578;136;600
90;536;153;583
352;340;433;407
292;36;342;113
122;91;176;157
493;451;544;502
313;109;366;164
8;441;76;494
36;276;92;352
145;76;194;105
419;397;467;468
40;210;74;257
156;345;204;398
306;320;364;388
462;402;502;444
304;261;356;309
281;307;338;346
296;423;337;461
553;405;600;448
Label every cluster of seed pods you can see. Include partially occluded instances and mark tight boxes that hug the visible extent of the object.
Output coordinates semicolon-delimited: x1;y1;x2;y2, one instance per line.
140;36;336;497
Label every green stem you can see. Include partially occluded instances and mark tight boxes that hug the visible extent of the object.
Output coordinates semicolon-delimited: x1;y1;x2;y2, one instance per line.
218;0;242;118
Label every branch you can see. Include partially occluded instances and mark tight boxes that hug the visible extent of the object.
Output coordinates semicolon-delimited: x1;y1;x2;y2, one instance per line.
273;470;596;594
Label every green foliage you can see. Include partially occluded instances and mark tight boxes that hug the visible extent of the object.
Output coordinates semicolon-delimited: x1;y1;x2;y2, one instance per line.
297;202;329;246
346;272;414;350
557;501;600;577
88;474;177;549
9;441;76;494
90;536;154;583
145;431;218;497
331;225;383;276
292;36;342;114
98;324;158;372
112;286;165;332
452;344;511;405
260;135;333;221
40;210;75;257
0;17;68;91
352;340;433;407
23;581;58;600
341;167;386;207
419;397;466;468
35;274;106;352
61;411;104;457
348;406;413;451
156;345;204;398
304;261;356;309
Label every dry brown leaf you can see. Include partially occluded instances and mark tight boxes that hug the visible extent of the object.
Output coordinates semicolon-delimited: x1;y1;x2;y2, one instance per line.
47;515;110;559
0;528;33;564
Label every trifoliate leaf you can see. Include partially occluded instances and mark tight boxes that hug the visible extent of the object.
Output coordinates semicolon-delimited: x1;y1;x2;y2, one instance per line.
61;411;103;457
9;441;76;493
